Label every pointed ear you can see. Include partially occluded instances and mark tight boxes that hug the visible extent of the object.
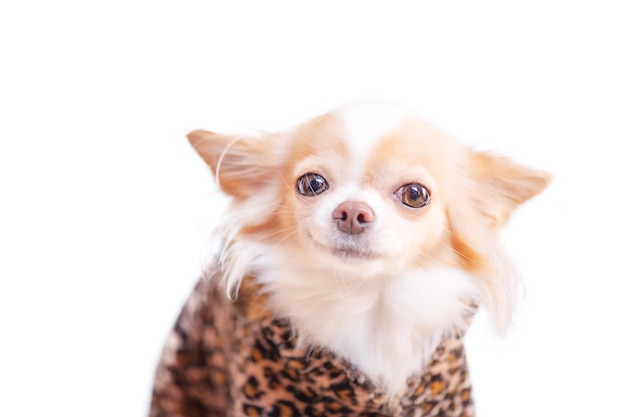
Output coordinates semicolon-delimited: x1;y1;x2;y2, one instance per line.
469;151;551;230
187;129;277;198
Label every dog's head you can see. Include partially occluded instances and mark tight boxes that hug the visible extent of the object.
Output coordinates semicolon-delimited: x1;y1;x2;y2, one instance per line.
189;102;550;329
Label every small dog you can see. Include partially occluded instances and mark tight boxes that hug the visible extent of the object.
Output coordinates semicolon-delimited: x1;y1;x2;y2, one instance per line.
150;102;550;416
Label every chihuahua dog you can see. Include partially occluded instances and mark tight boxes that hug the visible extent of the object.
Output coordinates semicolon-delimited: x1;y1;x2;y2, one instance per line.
150;102;550;417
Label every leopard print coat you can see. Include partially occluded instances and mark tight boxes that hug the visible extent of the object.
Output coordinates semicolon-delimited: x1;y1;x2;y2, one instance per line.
149;274;475;417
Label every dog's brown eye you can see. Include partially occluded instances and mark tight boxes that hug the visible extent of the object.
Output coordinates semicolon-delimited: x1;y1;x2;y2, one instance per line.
296;173;329;196
395;183;431;208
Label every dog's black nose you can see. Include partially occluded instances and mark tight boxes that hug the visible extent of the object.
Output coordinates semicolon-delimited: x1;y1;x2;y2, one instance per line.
332;201;375;235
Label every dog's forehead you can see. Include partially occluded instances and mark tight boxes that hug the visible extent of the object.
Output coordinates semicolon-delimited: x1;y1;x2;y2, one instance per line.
290;102;452;182
331;102;412;155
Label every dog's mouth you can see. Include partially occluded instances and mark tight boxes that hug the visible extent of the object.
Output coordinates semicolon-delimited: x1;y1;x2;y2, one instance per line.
330;246;378;260
309;233;379;261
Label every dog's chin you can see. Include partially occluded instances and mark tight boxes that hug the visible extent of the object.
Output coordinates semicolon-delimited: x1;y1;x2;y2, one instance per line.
308;234;382;263
330;246;379;261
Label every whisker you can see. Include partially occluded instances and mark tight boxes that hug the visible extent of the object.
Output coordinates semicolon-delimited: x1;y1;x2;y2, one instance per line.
255;225;299;243
439;243;475;264
272;230;299;248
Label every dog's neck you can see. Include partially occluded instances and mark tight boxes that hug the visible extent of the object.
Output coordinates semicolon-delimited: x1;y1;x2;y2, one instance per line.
235;243;479;395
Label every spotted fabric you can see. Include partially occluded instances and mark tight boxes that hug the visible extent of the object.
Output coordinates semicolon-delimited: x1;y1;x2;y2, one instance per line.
149;275;475;417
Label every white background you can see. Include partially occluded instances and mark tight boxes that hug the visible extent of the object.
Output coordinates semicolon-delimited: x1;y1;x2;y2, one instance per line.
1;1;625;416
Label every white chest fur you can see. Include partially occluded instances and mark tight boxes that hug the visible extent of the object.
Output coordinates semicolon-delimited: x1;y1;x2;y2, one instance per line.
250;248;479;395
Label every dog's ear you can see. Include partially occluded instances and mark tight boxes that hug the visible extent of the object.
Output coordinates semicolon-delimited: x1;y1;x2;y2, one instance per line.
187;130;278;199
447;151;550;330
468;151;551;230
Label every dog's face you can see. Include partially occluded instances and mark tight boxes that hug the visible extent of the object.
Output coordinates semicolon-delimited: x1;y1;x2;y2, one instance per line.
282;105;457;277
189;102;550;327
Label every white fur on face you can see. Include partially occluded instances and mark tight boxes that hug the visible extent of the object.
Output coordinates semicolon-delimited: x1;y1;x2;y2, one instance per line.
331;101;412;171
290;101;448;278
